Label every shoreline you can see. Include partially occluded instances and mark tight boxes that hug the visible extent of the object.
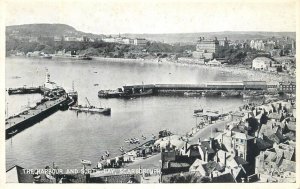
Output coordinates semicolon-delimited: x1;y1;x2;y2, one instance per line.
7;55;294;84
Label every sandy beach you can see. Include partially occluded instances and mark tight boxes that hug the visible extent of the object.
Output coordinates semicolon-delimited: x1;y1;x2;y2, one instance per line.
90;56;293;84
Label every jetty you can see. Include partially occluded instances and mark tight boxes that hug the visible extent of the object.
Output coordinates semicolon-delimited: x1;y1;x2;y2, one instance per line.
99;81;277;98
5;95;70;139
5;71;75;139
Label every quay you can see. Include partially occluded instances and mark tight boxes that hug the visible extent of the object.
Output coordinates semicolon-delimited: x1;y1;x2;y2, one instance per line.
5;95;70;139
99;81;277;98
5;71;76;139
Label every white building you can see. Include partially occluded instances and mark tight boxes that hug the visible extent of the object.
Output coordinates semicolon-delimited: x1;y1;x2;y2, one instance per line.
252;57;273;70
133;38;147;46
102;37;116;43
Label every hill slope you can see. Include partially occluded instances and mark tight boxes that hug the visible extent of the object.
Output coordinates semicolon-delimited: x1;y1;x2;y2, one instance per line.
6;23;103;38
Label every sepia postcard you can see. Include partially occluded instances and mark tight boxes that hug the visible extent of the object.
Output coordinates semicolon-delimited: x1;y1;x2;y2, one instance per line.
0;0;299;188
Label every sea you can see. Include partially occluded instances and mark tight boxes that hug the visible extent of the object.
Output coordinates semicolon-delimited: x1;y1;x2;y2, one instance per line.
5;57;253;170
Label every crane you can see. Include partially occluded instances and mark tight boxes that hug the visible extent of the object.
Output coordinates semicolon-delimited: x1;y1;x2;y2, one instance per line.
85;97;92;107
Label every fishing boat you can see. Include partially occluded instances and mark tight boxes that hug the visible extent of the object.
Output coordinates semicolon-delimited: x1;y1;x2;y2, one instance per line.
142;135;146;140
69;97;111;115
81;159;92;165
69;105;111;115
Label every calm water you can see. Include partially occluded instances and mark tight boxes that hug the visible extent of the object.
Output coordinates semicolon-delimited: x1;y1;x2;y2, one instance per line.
6;57;250;170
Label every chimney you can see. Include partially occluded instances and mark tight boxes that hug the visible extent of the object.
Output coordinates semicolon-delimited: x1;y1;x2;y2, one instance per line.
224;152;227;166
210;137;214;149
185;142;188;153
166;161;171;169
198;138;201;144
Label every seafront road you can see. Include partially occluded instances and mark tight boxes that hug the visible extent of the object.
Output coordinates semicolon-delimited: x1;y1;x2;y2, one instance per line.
124;118;232;170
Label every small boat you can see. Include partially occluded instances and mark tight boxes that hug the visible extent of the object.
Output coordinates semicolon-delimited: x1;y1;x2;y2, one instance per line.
78;55;92;60
142;135;146;140
124;139;131;143
105;151;110;157
206;109;219;114
41;54;52;59
152;134;156;139
129;138;140;144
94;71;98;73
12;76;21;79
194;108;203;114
94;84;99;86
119;147;124;152
81;159;92;165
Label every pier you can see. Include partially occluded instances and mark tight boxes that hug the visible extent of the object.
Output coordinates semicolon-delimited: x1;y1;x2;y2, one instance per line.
5;71;75;139
100;81;276;98
5;95;70;139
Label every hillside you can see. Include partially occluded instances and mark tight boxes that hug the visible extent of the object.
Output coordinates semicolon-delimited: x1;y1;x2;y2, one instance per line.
6;23;103;38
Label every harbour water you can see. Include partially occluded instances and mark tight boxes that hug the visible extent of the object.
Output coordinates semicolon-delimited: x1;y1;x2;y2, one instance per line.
6;57;252;170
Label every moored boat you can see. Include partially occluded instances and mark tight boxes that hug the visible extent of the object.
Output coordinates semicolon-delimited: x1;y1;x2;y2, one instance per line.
69;105;111;115
78;55;92;60
81;159;92;165
194;108;203;114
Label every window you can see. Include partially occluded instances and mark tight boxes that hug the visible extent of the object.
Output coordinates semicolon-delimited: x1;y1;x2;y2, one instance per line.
240;139;244;143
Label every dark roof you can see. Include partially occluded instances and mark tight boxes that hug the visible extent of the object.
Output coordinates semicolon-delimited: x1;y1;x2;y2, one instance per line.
268;132;285;144
234;156;248;165
200;141;215;154
284;132;296;141
212;173;236;183
287;121;296;131
187;144;201;157
255;138;273;150
202;161;223;175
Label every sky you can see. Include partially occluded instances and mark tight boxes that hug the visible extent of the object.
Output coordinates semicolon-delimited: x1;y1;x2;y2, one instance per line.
4;0;297;34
